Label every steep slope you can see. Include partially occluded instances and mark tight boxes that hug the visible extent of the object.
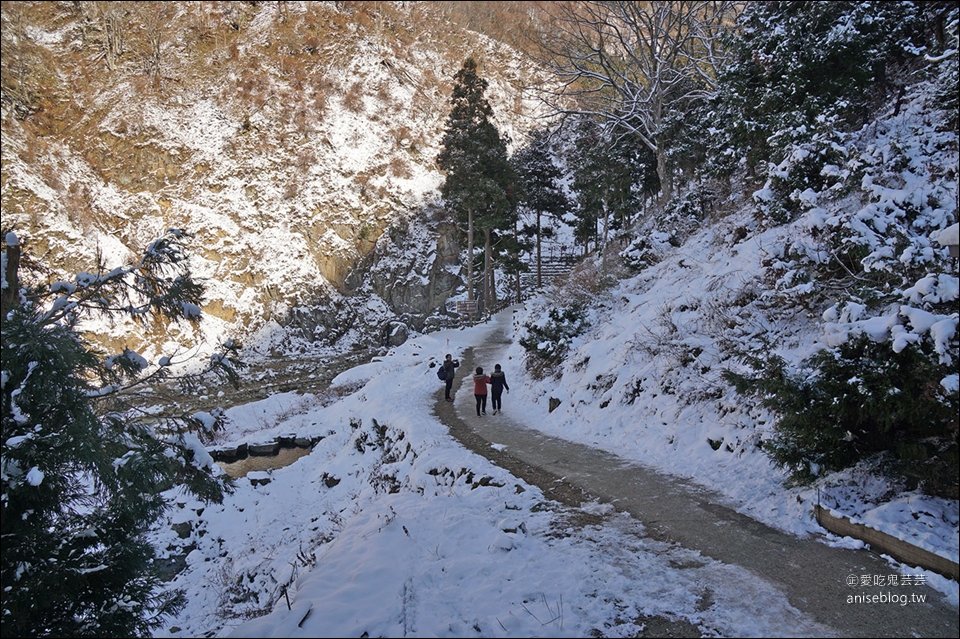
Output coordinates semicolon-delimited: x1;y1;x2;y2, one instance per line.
1;1;545;364
509;62;958;510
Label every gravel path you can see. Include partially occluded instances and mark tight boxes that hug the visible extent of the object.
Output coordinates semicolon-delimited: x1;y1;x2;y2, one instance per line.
433;307;959;638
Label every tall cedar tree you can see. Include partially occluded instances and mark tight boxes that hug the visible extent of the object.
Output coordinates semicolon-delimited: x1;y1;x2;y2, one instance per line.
1;230;235;638
569;118;657;256
436;57;516;311
512;128;571;288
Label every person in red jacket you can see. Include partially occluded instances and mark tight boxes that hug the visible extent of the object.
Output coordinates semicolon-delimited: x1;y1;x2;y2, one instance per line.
473;366;491;417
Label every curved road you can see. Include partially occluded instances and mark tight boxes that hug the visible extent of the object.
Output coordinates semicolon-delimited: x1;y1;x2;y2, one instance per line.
433;307;958;638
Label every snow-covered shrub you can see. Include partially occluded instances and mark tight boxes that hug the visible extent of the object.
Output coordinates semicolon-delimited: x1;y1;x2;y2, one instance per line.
664;183;721;237
716;2;959;498
619;232;671;273
518;303;590;378
620;184;720;272
755;123;852;224
716;1;931;179
725;330;957;496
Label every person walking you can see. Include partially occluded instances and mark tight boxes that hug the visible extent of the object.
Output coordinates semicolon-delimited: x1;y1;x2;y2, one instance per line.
490;364;509;415
442;354;460;402
473;366;491;417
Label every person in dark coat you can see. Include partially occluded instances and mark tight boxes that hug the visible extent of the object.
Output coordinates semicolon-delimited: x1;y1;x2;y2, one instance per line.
490;364;509;415
442;354;460;401
473;366;491;416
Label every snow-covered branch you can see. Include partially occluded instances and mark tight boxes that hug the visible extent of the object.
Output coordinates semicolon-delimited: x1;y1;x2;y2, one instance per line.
529;1;741;201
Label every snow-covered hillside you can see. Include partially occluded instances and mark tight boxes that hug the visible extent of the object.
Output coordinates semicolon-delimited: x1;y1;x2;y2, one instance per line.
1;1;544;365
4;3;957;637
142;53;957;637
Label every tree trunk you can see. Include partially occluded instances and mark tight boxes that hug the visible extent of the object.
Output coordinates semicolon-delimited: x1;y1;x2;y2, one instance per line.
536;210;542;288
484;228;495;312
467;207;474;301
601;200;609;246
657;149;672;206
2;239;21;316
99;5;122;72
149;30;162;89
514;221;522;303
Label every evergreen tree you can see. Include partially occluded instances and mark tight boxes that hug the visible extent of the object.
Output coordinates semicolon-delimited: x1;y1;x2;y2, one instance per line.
660;78;724;188
512;127;571;288
715;1;929;179
713;2;959;494
569;118;657;256
1;229;235;637
493;216;533;305
725;335;957;490
436;57;516;311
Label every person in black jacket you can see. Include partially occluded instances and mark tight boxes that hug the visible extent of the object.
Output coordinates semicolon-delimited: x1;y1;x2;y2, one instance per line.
442;354;460;401
490;364;509;415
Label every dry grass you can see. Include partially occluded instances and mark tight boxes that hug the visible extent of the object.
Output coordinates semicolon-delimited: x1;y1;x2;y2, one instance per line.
388;156;412;179
391;124;420;149
545;255;626;307
342;80;365;113
296;149;317;169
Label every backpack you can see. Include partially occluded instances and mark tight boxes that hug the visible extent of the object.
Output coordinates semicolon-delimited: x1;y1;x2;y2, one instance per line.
437;365;447;381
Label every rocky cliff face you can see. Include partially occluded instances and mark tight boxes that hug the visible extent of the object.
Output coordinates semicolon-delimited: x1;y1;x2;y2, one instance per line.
0;1;541;362
345;215;463;334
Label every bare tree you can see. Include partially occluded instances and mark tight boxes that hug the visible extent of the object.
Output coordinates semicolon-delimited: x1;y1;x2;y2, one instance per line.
530;1;741;204
0;2;35;117
132;2;176;90
93;1;125;71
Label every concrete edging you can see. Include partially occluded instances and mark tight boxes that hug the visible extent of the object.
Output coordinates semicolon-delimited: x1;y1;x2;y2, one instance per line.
814;504;959;582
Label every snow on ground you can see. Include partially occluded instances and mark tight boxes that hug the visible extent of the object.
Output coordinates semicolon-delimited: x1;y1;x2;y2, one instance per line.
505;220;958;560
148;301;958;638
149;165;956;638
149;321;833;639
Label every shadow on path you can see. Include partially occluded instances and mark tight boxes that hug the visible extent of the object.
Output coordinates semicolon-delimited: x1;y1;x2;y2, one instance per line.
433;307;959;638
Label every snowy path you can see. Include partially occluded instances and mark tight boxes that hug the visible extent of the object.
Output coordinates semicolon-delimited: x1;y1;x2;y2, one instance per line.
436;307;959;638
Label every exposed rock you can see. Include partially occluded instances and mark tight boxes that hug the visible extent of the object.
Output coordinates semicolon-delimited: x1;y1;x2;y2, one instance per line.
248;471;272;487
383;321;409;346
248;441;280;456
344;218;463;329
